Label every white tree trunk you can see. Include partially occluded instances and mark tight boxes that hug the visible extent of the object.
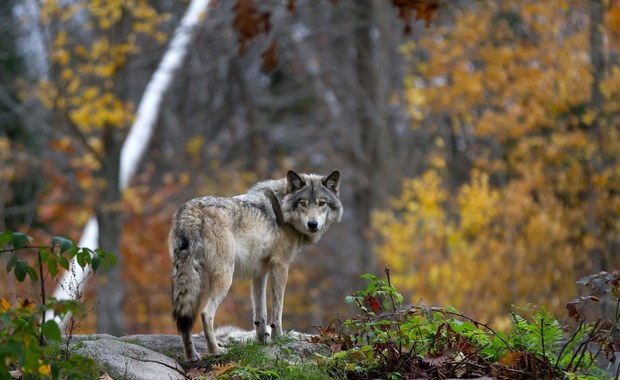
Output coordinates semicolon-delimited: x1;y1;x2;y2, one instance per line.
49;0;212;327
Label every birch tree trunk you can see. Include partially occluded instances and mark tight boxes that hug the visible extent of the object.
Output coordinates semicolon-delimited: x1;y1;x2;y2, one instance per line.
50;0;212;331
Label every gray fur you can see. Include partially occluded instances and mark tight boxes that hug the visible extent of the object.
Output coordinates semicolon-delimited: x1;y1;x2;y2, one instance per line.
169;170;342;360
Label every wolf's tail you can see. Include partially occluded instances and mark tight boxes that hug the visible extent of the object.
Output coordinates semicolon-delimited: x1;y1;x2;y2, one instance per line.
171;229;204;335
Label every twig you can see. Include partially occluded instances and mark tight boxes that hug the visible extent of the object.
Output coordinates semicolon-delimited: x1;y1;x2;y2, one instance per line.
0;245;51;254
591;312;620;369
384;266;397;313
38;250;47;346
555;320;585;370
540;316;545;360
567;319;603;371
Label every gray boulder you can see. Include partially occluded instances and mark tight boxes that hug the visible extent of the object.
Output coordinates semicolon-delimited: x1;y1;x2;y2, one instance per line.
73;338;185;380
67;329;328;379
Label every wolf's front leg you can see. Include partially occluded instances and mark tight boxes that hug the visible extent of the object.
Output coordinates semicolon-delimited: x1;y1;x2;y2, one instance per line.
251;274;269;343
269;264;289;340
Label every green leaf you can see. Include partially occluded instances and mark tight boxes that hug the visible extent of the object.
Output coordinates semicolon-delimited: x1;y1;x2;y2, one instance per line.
0;231;13;246
58;255;70;270
345;295;357;304
96;249;116;267
51;236;74;253
47;259;59;278
6;253;18;273
76;250;87;268
91;254;100;272
12;232;31;250
41;320;62;341
26;266;38;283
14;259;30;282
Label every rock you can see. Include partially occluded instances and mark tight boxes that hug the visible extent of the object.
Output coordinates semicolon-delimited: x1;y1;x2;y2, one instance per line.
118;334;210;360
67;330;329;379
73;338;185;380
64;334;117;343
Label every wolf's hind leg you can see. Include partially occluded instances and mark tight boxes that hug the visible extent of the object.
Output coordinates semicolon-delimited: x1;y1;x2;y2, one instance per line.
252;273;269;343
201;270;233;355
178;316;200;361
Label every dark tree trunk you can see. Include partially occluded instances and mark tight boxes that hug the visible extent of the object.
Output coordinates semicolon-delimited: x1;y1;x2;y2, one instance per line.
95;124;125;335
587;0;605;273
352;0;397;275
94;10;130;335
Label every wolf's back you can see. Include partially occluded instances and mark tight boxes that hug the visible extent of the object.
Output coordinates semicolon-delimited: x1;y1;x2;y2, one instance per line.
169;204;205;333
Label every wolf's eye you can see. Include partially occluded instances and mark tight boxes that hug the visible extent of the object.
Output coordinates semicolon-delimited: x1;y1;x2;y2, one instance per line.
299;200;308;208
318;200;326;207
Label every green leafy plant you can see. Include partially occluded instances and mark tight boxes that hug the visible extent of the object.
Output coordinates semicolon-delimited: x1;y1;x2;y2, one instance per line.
0;230;116;378
312;268;613;379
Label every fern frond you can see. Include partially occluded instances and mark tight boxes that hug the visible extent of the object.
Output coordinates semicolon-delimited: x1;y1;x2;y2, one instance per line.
525;307;563;360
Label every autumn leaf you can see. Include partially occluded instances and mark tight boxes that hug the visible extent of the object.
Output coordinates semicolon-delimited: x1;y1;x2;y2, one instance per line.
499;351;524;367
232;0;271;54
392;0;439;33
566;301;580;320
286;0;295;12
364;295;383;314
261;39;278;73
0;298;11;312
213;362;237;376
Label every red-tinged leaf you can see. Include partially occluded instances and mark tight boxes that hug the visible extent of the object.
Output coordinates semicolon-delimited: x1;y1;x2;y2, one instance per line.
232;0;271;54
566;301;580;319
499;351;524;367
286;0;295;12
392;0;439;32
261;39;278;73
364;295;382;314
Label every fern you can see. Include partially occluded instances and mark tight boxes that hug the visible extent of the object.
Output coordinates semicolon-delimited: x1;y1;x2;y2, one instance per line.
530;307;563;361
509;311;530;351
509;306;563;361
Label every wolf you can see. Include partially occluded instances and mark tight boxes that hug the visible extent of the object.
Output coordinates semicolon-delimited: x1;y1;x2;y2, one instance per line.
169;170;343;361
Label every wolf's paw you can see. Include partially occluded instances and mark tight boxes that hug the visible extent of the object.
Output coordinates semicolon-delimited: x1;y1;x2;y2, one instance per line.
256;330;270;344
188;349;201;362
212;345;228;355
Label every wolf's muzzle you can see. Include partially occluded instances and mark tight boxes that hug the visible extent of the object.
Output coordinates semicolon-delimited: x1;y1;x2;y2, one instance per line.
307;220;318;231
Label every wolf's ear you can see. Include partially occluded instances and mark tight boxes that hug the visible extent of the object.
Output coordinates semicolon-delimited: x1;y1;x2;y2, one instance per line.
287;170;305;193
322;170;340;195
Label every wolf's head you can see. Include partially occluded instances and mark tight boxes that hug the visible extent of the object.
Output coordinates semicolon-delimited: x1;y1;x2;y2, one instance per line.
281;170;343;243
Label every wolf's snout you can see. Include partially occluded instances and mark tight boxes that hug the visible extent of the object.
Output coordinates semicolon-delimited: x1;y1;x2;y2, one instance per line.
307;220;319;231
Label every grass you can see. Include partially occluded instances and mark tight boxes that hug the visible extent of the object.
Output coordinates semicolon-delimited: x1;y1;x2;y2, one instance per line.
198;335;334;380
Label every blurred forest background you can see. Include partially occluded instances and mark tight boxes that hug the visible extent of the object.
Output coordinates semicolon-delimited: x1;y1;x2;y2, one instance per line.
1;0;620;336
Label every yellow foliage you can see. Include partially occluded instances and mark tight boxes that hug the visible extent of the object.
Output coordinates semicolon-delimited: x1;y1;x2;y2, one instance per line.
457;170;498;236
38;360;51;377
383;0;620;324
0;298;11;312
185;135;205;157
33;0;170;141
